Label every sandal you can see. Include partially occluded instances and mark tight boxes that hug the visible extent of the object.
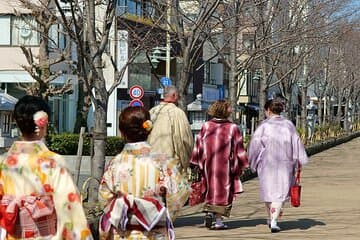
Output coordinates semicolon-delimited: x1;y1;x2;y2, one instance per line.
204;214;213;228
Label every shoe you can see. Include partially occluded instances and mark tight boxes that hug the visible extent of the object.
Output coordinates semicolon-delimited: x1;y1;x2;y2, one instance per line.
211;223;228;230
271;225;281;233
204;214;213;228
270;220;281;233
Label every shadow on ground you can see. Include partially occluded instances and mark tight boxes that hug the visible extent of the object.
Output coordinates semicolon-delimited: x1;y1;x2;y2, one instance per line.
280;218;326;231
175;215;325;231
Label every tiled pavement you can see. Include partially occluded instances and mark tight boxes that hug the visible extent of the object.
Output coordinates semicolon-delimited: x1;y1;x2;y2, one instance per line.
173;137;360;240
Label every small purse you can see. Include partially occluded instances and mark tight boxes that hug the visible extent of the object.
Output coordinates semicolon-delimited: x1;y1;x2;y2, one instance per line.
189;166;205;206
290;164;301;207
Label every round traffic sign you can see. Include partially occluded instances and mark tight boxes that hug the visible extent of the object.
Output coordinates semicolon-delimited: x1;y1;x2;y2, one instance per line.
129;85;144;99
129;99;144;107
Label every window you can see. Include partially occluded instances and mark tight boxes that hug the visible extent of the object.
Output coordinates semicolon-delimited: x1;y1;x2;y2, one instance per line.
49;24;67;51
116;0;155;18
11;16;39;46
2;113;11;134
0;16;11;45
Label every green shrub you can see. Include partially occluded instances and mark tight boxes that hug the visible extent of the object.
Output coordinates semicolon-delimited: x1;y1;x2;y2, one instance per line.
47;133;125;156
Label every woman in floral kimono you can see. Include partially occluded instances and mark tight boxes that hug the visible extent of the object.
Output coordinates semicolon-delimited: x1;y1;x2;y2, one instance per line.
98;106;189;240
248;98;308;233
0;95;92;239
190;100;249;230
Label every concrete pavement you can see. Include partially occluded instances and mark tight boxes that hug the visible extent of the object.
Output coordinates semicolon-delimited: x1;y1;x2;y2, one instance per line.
173;137;360;240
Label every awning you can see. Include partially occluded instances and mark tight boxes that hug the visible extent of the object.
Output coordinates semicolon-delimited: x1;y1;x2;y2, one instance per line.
0;92;18;111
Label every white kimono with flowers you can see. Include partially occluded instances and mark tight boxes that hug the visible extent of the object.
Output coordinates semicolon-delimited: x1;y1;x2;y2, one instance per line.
98;141;189;240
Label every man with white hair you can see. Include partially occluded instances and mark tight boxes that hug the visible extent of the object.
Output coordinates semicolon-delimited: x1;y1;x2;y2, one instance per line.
148;86;194;174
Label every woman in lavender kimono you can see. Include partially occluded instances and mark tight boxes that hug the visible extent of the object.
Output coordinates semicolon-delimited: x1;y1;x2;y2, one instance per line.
0;95;92;239
98;106;189;240
248;98;308;233
190;100;248;230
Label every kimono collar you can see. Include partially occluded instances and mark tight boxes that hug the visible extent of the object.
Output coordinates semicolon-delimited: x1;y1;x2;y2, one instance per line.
122;141;151;156
8;140;49;155
211;118;231;123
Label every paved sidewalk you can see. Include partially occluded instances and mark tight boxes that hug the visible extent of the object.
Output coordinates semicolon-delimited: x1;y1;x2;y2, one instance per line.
173;137;360;240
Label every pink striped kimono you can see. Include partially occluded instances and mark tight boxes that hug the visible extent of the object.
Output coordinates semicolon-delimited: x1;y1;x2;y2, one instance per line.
190;119;249;216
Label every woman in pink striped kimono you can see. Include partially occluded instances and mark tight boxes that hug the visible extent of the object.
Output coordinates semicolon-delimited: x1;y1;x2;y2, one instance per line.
190;100;248;230
248;98;308;233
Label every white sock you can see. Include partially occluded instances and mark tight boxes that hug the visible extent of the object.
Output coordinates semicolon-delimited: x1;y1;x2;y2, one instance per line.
215;217;223;225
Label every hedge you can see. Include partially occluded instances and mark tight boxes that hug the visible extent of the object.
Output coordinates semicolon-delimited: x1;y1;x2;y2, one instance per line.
46;133;125;156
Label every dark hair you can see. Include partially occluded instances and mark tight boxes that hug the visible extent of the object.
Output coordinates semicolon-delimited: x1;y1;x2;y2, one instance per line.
14;95;51;137
264;99;272;110
207;100;231;119
119;106;150;142
268;98;284;114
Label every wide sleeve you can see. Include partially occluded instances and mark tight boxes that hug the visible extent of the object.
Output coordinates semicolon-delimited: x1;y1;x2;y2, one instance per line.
230;125;249;175
51;158;93;239
248;124;265;172
292;128;309;166
160;155;190;220
98;158;116;207
171;109;194;172
189;127;204;169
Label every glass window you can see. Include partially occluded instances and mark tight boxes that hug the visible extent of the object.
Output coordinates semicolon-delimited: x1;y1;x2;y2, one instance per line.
2;113;11;134
11;16;40;46
0;16;11;45
48;24;67;51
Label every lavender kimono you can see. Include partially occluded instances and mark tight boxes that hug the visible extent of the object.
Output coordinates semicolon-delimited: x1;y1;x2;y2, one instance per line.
248;116;308;202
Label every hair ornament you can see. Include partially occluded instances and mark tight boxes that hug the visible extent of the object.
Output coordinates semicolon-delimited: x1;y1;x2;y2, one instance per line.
33;111;48;129
142;120;153;132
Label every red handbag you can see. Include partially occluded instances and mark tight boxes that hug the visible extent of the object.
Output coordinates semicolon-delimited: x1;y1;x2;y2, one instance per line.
290;164;301;207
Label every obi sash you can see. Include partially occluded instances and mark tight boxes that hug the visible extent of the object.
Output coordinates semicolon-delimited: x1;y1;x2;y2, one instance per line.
0;194;57;239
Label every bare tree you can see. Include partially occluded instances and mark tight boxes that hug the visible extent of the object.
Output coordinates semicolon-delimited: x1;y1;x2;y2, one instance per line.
14;0;73;101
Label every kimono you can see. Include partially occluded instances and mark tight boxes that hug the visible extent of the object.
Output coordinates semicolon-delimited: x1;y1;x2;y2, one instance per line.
148;102;194;173
0;141;92;240
98;141;189;240
190;119;248;217
248;115;308;203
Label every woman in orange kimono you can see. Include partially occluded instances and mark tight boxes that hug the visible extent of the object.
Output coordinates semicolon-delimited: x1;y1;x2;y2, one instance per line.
98;106;189;240
0;95;92;239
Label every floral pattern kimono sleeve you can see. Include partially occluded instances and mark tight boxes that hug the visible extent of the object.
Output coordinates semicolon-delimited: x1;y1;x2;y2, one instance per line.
50;163;93;240
98;159;116;206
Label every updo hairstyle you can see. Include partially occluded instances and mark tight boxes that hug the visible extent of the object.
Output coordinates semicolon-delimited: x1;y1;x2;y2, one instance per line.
13;95;51;137
207;100;231;119
119;106;150;142
268;98;284;114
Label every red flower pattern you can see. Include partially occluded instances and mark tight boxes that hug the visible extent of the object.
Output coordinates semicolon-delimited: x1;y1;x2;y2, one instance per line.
68;192;81;202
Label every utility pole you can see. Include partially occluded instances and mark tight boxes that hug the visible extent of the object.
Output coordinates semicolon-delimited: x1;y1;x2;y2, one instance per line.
166;0;171;78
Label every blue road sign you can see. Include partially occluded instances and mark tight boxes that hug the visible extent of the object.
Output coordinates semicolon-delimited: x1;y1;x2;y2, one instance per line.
129;99;144;107
160;77;172;86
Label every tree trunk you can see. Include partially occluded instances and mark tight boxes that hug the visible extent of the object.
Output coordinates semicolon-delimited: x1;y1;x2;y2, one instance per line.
301;86;308;132
336;94;342;126
344;98;349;132
177;52;191;112
258;60;267;121
318;97;323;126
